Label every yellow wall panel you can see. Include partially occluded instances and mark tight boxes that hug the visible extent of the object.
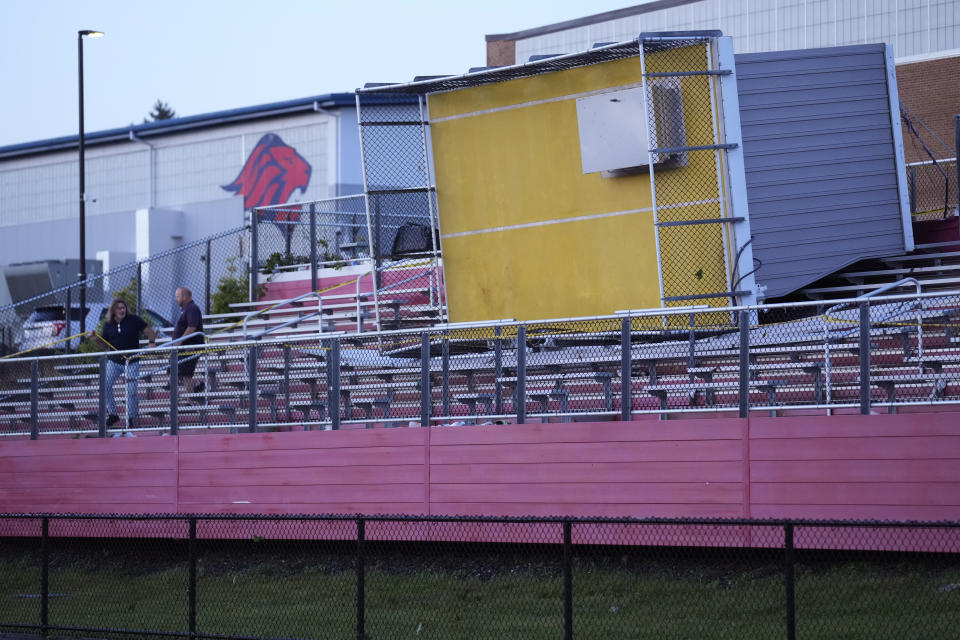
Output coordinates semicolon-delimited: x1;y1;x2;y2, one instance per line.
428;57;647;120
430;88;652;235
428;45;730;324
442;213;660;322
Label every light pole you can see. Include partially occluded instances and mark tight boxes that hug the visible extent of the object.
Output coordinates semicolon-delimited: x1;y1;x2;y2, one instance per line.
77;29;103;338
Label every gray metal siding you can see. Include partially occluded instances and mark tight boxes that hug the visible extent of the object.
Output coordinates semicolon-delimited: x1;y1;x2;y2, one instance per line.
735;43;908;299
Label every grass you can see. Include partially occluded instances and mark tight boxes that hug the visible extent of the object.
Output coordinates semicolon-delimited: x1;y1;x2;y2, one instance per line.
0;540;959;639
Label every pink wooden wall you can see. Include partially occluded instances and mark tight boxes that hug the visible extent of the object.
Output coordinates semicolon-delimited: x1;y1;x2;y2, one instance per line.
2;413;959;523
0;436;178;514
260;266;439;308
260;270;375;303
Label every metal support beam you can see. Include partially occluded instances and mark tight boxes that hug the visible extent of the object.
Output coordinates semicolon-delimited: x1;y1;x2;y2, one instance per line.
250;215;259;302
441;333;450;417
784;523;796;640
327;339;340;430
494;326;503;415
739;311;750;418
860;302;871;414
97;354;107;437
516;326;526;424
29;360;39;441
169;350;179;435
204;240;212;315
621;317;632;421
420;332;431;427
248;346;258;433
310;203;318;293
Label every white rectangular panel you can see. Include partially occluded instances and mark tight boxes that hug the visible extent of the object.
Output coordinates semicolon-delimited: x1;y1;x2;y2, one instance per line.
576;87;650;174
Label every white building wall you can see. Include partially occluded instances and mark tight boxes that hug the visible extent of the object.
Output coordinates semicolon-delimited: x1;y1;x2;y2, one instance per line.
0;209;138;268
0;111;338;230
514;0;960;62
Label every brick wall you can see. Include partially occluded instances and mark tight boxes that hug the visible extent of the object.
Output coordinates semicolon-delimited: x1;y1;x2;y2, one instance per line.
896;56;959;163
486;39;516;67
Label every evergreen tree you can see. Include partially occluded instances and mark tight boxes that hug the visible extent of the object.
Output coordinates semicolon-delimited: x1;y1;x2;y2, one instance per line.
145;99;176;122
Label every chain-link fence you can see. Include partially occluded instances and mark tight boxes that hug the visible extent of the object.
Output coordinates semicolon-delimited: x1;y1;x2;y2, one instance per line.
0;514;958;639
253;196;368;273
641;35;742;311
2;289;959;437
252;195;444;335
0;225;250;359
906;157;957;219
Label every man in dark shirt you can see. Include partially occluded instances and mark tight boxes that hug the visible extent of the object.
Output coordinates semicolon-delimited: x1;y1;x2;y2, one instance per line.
90;298;157;428
173;287;205;397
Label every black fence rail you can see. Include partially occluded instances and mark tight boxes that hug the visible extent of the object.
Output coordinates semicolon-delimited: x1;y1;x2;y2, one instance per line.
0;514;958;640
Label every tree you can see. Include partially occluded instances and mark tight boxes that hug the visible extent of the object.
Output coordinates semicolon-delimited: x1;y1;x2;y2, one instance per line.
145;99;176;122
212;257;261;315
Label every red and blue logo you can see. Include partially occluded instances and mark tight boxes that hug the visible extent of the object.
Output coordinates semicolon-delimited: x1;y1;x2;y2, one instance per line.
222;133;311;219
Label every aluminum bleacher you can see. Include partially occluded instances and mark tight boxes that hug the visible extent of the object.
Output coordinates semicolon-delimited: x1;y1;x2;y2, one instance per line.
3;286;960;438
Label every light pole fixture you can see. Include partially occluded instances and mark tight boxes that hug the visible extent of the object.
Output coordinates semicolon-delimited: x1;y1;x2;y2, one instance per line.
77;29;103;339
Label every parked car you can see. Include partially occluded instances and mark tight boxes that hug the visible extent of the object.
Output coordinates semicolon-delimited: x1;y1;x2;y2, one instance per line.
18;303;171;353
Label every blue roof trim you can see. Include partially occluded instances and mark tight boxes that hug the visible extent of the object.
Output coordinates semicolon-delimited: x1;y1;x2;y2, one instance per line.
0;92;370;158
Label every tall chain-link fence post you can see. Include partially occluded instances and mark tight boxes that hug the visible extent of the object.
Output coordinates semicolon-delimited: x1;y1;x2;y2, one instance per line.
97;354;107;437
41;516;49;640
29;359;39;440
739;311;751;418
860;301;871;415
494;326;504;415
188;517;197;639
356;517;365;640
327;338;340;430
517;325;526;425
784;522;796;640
248;345;258;433
441;332;450;417
250;214;259;302
373;198;382;288
310;203;318;293
283;345;292;421
420;332;431;427
204;241;212;315
65;287;73;355
563;520;573;640
621;317;632;421
169;350;179;435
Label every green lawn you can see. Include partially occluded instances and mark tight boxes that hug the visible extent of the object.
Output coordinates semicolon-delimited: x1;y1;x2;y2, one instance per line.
1;540;958;639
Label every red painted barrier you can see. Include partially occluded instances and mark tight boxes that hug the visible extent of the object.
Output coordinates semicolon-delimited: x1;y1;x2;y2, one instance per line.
2;412;960;549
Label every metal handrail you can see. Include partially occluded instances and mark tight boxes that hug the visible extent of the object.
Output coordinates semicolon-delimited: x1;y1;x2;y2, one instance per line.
250;312;321;340
156;331;209;350
359;258;378;335
242;263;378;340
905;157;956;167
372;256;443;331
143;331;209;378
824;278;922;404
242;292;321;339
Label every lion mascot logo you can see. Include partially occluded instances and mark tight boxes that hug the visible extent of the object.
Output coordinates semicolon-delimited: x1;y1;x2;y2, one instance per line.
222;133;311;220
